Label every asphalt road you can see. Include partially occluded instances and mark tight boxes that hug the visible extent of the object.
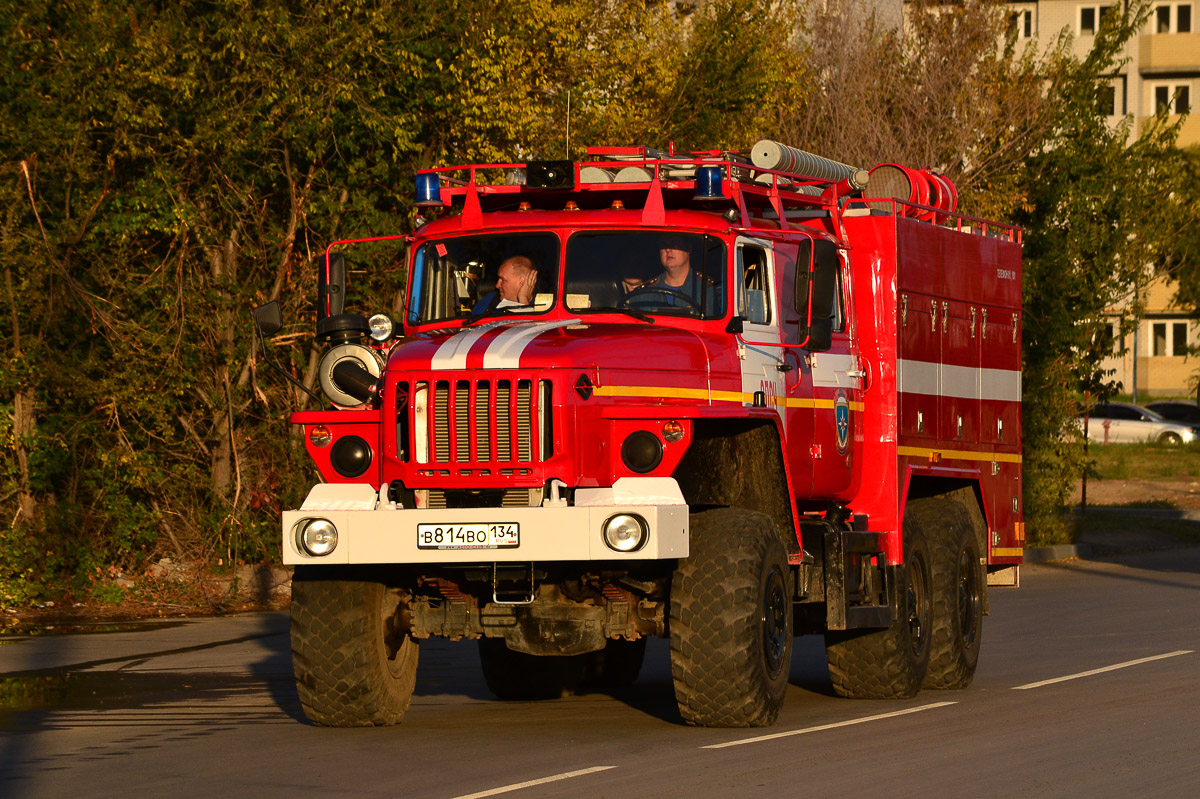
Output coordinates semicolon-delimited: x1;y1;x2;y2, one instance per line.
2;545;1198;799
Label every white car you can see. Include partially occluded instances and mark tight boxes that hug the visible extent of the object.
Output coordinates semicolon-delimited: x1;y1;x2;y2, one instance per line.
1082;402;1196;444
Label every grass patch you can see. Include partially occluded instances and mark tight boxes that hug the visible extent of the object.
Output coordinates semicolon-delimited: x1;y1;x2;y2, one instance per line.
1072;508;1200;546
1085;441;1200;480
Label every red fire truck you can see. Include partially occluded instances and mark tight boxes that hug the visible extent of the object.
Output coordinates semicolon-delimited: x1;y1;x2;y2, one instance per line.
254;140;1023;728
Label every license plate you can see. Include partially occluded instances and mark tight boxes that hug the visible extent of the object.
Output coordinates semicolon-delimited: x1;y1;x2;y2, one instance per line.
416;523;520;550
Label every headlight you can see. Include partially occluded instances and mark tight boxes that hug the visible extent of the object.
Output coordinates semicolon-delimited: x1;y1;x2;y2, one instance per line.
621;431;663;473
603;514;648;552
368;313;394;342
296;518;338;557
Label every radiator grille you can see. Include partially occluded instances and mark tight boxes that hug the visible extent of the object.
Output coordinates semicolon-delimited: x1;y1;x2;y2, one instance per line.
411;377;552;466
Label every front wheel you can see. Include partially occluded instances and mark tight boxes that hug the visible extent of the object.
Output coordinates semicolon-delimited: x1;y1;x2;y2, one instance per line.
1158;431;1183;445
670;508;793;727
290;569;419;726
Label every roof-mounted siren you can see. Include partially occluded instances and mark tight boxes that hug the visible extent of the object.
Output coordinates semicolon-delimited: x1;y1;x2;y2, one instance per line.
866;164;958;222
750;140;869;195
414;172;444;208
693;164;726;199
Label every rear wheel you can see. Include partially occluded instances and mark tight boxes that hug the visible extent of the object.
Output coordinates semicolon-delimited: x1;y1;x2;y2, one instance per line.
825;502;933;699
585;638;647;692
923;498;984;689
670;508;793;727
478;638;587;700
290;569;418;726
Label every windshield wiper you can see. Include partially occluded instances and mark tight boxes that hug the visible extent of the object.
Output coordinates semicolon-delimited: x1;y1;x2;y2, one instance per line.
604;307;655;324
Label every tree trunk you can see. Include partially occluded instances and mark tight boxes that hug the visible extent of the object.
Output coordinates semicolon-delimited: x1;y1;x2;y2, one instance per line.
13;387;37;523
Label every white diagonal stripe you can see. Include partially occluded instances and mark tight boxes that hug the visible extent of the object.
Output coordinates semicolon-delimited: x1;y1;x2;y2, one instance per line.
430;320;519;370
482;318;581;369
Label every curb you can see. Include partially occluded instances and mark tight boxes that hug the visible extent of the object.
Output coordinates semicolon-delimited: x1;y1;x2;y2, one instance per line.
1024;543;1094;563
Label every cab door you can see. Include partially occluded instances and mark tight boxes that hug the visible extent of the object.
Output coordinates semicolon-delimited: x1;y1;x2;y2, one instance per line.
776;239;815;500
736;237;787;419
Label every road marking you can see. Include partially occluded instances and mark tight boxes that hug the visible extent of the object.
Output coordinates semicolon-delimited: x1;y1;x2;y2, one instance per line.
700;702;957;749
449;766;617;799
1013;650;1193;690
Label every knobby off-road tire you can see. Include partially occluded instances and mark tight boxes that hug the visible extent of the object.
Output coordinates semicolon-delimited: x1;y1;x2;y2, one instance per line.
825;502;933;699
478;638;587;700
923;497;985;689
290;569;419;726
670;508;793;727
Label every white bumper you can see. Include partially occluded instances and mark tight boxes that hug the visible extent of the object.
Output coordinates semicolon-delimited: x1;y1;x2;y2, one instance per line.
282;478;690;566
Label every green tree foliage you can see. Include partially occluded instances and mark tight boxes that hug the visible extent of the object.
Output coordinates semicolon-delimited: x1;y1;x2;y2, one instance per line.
0;0;807;602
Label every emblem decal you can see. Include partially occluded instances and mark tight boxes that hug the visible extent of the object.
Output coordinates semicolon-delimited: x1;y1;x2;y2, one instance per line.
835;390;851;453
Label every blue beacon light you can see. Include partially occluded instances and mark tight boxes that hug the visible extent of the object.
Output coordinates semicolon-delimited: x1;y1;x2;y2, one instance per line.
693;165;726;200
414;173;444;207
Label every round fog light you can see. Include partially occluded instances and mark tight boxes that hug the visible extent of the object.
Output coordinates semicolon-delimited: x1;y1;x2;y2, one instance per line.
330;435;372;478
298;518;338;556
603;514;647;552
368;313;394;342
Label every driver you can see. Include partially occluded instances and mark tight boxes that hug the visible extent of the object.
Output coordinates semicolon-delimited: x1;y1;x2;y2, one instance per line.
632;234;716;314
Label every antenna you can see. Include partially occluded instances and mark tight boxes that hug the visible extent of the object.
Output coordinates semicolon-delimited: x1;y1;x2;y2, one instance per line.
566;90;571;159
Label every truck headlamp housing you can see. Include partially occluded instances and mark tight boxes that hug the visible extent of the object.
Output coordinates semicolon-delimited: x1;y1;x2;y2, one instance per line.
296;518;338;557
367;313;394;342
330;435;372;478
602;514;647;552
621;431;663;473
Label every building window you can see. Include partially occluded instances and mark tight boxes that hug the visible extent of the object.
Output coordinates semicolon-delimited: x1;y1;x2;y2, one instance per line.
1155;3;1193;32
1098;84;1117;116
1009;10;1034;39
1153;322;1168;356
1155;84;1192;113
1080;7;1097;34
1173;322;1189;356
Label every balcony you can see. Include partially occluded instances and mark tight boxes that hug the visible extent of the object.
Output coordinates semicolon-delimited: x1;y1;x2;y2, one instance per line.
1138;33;1200;73
1138;113;1200;147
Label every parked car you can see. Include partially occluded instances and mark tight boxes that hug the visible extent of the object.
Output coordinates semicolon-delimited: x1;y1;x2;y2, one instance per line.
1081;402;1196;444
1145;400;1200;429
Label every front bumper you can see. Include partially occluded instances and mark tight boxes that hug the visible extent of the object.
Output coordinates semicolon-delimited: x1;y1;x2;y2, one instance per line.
281;479;690;565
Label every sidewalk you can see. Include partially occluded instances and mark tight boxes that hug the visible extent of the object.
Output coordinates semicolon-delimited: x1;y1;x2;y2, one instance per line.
1024;506;1200;563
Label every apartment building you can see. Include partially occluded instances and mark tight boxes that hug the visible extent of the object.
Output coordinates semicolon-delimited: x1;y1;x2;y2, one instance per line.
1008;1;1199;396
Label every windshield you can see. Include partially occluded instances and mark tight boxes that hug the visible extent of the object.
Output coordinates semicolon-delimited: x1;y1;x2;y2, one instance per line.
407;233;560;324
564;231;727;319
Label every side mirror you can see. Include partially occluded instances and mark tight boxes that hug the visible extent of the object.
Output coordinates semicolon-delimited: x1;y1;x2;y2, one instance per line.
252;301;282;337
794;239;839;352
317;252;347;321
805;317;833;352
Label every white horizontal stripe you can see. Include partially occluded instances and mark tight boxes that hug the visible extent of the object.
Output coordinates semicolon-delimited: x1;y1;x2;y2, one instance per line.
898;359;1020;402
449;766;617;799
1013;650;1192;690
482;318;580;369
701;702;956;749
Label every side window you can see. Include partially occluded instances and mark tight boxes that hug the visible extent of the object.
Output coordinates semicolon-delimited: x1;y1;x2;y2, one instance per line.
737;244;772;325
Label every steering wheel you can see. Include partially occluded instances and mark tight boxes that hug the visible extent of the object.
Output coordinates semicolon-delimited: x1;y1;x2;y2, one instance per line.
619;285;703;315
